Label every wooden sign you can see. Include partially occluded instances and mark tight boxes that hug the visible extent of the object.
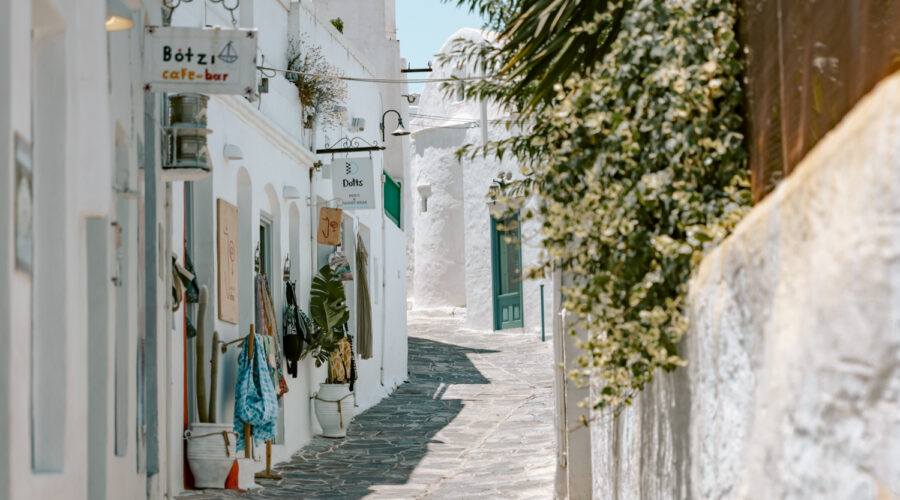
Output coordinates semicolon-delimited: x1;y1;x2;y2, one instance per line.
317;207;343;245
217;199;239;323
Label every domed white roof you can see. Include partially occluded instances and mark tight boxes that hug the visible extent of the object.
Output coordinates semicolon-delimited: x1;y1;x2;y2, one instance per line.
412;28;500;132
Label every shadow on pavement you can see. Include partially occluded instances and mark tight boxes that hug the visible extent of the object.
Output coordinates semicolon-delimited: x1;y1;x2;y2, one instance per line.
248;336;499;499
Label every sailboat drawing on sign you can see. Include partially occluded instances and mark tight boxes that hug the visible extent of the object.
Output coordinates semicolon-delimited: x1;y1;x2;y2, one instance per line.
218;41;238;63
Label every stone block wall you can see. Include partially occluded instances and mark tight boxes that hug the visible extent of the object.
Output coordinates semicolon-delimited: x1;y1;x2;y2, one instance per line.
588;72;900;499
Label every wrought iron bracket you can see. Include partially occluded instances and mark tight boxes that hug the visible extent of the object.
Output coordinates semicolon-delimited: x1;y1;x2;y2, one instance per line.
315;136;385;155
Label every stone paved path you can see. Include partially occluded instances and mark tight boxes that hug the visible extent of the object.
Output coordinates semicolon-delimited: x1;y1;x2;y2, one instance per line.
181;315;554;499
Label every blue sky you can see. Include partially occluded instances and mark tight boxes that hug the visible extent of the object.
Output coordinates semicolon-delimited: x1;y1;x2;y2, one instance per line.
396;0;487;93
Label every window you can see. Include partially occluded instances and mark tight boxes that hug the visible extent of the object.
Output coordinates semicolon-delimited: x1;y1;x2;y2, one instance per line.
259;216;272;279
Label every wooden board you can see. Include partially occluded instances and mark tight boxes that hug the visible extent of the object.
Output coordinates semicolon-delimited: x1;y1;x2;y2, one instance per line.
217;199;239;324
317;207;343;246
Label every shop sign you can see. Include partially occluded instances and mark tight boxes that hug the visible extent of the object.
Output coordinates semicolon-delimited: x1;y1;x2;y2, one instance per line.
331;158;375;210
317;207;343;246
144;26;258;95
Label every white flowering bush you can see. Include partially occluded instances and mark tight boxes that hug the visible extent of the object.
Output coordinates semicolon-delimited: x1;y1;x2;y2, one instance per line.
463;0;752;410
534;0;751;408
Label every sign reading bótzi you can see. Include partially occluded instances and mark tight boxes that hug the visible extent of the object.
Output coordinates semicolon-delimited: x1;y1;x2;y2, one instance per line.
144;26;258;95
331;158;375;210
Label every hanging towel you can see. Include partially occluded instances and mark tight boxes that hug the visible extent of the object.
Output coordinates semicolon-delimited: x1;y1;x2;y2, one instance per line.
256;274;288;397
329;337;354;384
356;234;374;359
233;333;278;452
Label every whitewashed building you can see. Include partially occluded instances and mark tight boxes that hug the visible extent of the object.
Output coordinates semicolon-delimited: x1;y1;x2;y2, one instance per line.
0;0;170;498
409;28;552;335
0;0;410;499
167;0;410;494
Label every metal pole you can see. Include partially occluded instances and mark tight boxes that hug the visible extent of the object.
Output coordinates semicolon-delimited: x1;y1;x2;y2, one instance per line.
540;284;546;342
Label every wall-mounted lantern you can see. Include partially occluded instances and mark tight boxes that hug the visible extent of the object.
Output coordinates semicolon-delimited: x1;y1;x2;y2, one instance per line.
105;0;135;32
487;171;513;206
380;109;410;141
163;93;213;182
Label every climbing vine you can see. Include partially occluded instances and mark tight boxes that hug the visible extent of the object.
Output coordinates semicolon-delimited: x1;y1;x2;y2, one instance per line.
448;0;751;409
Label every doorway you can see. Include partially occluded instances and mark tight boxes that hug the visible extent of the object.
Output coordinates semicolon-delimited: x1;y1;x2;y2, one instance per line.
491;214;523;330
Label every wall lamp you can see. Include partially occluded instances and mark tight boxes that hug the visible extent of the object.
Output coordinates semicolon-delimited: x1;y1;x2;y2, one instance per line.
105;0;135;31
380;109;410;141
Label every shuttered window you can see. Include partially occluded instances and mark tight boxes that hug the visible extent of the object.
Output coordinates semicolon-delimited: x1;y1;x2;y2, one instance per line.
384;172;401;228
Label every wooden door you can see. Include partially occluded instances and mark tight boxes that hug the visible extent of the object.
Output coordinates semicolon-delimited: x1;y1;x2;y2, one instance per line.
491;215;524;330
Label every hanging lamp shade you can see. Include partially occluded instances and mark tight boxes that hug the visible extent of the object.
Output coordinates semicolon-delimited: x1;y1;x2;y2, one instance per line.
105;0;135;32
391;118;410;137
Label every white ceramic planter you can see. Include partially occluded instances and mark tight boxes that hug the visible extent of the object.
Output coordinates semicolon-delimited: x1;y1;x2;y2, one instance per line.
185;422;237;489
314;383;355;438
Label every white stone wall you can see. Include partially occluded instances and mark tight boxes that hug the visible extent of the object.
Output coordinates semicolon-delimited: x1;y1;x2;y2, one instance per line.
411;127;468;309
588;71;900;500
0;1;169;499
409;28;553;334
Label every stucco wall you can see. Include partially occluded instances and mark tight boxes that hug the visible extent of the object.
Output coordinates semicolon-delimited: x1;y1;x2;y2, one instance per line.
409;28;553;334
588;71;900;499
168;0;409;490
411;127;468;309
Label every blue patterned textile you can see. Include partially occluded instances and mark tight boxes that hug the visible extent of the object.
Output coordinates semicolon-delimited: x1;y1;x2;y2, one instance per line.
233;333;279;451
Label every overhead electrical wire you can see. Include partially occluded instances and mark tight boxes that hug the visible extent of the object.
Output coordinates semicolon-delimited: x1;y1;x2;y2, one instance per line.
257;65;495;84
410;113;516;126
410;113;479;123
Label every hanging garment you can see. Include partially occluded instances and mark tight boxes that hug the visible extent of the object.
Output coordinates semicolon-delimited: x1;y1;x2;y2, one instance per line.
297;308;313;345
329;337;354;384
329;349;346;383
171;255;195;312
183;248;200;304
347;335;358;392
329;247;353;281
283;282;303;378
256;274;288;398
356;234;374;359
233;333;278;452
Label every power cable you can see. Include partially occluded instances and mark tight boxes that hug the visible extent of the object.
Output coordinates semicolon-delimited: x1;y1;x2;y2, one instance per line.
257;65;494;85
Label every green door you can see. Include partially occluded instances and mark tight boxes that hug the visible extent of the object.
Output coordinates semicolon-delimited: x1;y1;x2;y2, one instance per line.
491;214;524;330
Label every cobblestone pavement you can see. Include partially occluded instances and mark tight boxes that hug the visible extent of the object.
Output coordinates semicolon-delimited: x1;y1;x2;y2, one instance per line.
181;315;555;499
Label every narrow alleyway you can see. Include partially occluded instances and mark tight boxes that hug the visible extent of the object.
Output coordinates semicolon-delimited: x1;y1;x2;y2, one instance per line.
183;315;554;499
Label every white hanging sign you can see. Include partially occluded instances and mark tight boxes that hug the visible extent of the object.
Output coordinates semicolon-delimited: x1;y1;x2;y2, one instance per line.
332;158;376;210
144;26;258;95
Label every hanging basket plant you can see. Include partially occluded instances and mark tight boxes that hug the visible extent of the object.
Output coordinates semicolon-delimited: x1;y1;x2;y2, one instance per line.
286;36;348;130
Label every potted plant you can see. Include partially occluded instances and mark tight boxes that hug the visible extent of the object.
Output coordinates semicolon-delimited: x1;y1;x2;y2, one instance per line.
285;35;348;134
302;264;355;438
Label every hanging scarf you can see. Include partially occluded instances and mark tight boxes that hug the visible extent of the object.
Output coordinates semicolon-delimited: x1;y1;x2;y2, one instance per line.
356;234;373;359
233;333;278;451
255;274;288;397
